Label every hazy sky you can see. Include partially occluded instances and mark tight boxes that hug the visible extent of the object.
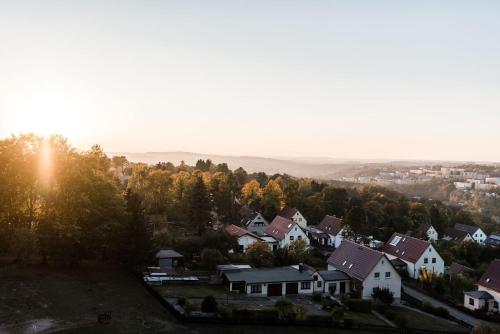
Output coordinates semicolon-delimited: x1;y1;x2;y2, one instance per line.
1;1;499;161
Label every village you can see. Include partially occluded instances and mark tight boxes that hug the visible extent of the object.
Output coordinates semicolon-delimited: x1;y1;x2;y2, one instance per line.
143;204;500;332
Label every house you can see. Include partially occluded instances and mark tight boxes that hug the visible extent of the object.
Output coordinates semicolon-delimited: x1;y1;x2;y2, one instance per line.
485;233;500;247
155;250;183;274
278;206;308;228
447;262;474;276
327;240;402;302
443;228;473;242
417;223;438;242
221;266;314;296
316;215;346;248
225;224;263;253
383;233;444;279
244;212;269;236
264;216;309;248
454;223;487;244
313;270;352;296
464;259;500;313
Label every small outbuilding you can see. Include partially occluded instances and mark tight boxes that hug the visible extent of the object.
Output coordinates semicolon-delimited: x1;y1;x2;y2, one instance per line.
156;250;183;274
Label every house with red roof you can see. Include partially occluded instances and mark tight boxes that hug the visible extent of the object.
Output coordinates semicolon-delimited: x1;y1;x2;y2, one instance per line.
264;216;309;249
464;259;500;313
327;240;401;302
417;223;438;242
278;206;307;228
383;233;444;279
306;215;347;248
225;224;263;253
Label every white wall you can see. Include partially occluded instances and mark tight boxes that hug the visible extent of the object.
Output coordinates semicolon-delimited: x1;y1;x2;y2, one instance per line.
292;211;307;228
478;286;500;313
472;228;487;244
281;224;310;247
426;226;438;242
386;244;444;279
237;235;261;252
362;257;401;301
246;213;268;235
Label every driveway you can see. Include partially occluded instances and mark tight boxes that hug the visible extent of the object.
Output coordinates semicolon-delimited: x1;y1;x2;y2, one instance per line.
402;284;492;327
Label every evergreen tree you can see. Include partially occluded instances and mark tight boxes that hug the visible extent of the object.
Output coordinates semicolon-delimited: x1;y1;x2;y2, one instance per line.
187;176;212;235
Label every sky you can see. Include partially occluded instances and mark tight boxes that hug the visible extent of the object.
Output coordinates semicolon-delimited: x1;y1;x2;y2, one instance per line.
1;1;499;162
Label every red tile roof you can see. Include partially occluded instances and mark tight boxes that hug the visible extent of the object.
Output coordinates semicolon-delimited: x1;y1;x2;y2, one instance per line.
382;233;430;264
478;259;500;293
278;206;299;219
327;240;385;281
318;215;343;235
225;224;262;240
264;216;296;241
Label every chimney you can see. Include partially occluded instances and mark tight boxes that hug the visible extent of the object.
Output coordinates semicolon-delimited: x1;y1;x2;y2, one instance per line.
298;263;304;272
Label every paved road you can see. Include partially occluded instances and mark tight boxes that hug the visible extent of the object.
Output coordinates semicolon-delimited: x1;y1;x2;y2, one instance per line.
403;284;492;327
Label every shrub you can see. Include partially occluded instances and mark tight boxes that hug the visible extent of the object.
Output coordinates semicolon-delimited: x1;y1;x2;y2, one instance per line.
331;307;344;320
201;295;218;312
347;299;372;313
275;298;296;320
372;287;394;305
395;315;407;328
312;292;322;302
421;301;434;313
295;304;308;320
340;293;350;305
435;306;450;318
385;310;396;321
321;298;338;311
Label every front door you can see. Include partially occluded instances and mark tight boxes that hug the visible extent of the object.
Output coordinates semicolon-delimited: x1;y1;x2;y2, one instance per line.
329;283;336;295
339;281;346;294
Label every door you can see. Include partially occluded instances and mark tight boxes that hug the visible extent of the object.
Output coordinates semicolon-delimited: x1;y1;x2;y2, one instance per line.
267;283;283;296
339;281;346;294
285;282;298;295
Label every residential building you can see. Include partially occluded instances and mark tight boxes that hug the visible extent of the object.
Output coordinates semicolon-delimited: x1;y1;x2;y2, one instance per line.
443;228;473;242
313;270;351;295
244;212;269;236
327;240;402;302
417;223;439;242
316;215;346;248
225;224;263;253
447;262;474;277
383;233;444;279
155;250;183;274
278;206;308;228
464;259;500;314
454;223;487;244
264;216;309;248
485;233;500;247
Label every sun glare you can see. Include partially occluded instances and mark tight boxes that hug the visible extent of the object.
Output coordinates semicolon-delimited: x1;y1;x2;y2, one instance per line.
39;140;53;187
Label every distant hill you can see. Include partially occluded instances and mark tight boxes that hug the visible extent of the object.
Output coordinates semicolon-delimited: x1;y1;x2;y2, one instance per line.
107;151;465;179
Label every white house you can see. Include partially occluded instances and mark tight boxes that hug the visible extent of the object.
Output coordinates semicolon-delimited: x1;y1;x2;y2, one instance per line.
244;212;269;236
315;215;346;248
327;240;402;302
417;223;438;242
264;216;309;248
454;223;487;244
464;259;500;313
225;224;263;253
443;228;473;242
278;206;307;229
383;233;444;279
312;270;352;295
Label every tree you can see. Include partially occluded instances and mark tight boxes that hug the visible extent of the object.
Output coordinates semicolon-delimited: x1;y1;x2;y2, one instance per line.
274;298;296;320
111;155;128;175
187;176;212;235
200;248;224;270
288;239;308;263
372;287;394;305
323;187;348;217
245;241;273;267
261;179;284;220
409;203;430;229
201;295;218;312
344;206;368;242
241;180;262;210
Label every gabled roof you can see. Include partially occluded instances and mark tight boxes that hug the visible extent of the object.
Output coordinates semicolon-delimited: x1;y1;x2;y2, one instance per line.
156;250;183;259
223;266;312;284
278;206;299;219
225;224;262;240
454;223;481;236
382;233;430;264
264;216;296;241
317;215;343;236
444;228;471;241
478;259;500;293
448;262;474;276
418;223;432;233
327;240;385;281
465;290;494;300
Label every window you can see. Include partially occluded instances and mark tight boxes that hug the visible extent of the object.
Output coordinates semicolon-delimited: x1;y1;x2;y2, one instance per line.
299;218;302;222
301;282;311;289
290;236;294;241
374;272;380;279
298;236;302;240
385;272;391;278
250;284;262;294
432;258;436;263
390;236;402;246
469;298;474;306
424;258;428;264
317;281;322;288
494;301;499;310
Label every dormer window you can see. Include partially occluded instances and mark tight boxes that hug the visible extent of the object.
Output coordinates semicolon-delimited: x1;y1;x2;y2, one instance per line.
342;260;347;266
486;278;491;283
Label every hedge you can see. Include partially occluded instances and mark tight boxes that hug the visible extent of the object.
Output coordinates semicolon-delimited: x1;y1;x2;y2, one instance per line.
347;299;372;313
232;309;279;321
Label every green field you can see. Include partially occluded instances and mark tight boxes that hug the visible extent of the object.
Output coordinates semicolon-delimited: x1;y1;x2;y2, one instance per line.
391;306;468;332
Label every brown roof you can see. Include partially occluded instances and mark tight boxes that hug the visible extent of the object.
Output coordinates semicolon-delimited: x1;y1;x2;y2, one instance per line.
418;223;432;233
264;216;296;241
327;240;386;281
448;262;474;275
239;205;255;219
454;223;480;236
444;228;470;241
382;233;430;264
278;206;299;219
317;215;343;236
225;224;262;240
478;259;500;293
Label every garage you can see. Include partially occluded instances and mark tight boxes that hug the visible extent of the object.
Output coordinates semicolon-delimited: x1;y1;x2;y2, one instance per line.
267;283;283;296
285;282;298;295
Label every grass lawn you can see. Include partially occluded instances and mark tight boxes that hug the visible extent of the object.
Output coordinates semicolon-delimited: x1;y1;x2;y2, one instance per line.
391;306;468;332
344;311;386;326
155;283;257;300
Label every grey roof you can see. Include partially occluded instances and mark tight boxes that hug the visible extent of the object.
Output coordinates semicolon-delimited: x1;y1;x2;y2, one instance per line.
317;270;350;281
223;266;312;284
454;223;480;236
390;258;408;267
155;250;183;259
465;290;494;300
